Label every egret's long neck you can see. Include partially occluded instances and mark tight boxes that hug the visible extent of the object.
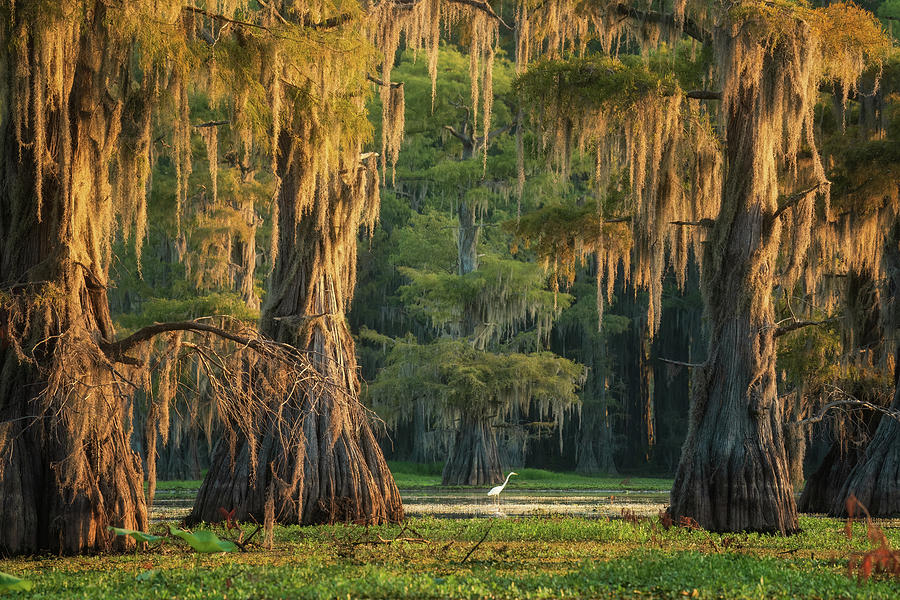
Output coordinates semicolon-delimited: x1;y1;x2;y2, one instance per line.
504;473;514;486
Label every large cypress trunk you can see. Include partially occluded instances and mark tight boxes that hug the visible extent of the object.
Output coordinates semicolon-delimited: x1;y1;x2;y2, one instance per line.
831;223;900;516
190;133;403;525
669;82;798;534
0;3;147;554
442;415;502;485
575;327;617;475
798;436;871;514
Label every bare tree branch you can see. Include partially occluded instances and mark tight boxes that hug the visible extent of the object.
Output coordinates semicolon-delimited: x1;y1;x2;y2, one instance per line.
184;5;269;30
769;182;828;225
774;317;836;338
796;386;900;426
391;0;513;30
368;75;404;89
194;120;230;128
658;357;706;368
670;219;716;227
685;90;722;100
100;320;287;364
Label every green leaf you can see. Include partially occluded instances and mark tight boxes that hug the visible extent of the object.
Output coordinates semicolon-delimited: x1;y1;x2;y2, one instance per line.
108;526;164;543
135;569;161;582
168;525;237;553
0;571;33;592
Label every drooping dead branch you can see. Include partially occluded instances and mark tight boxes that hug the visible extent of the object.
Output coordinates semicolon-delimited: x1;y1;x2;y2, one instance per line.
797;392;900;426
99;320;288;364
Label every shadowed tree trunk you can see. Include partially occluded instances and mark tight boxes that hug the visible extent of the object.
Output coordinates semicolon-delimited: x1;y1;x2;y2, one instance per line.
833;361;900;516
669;81;798;534
190;132;403;525
831;222;900;516
576;394;618;476
442;415;502;485
0;3;147;554
798;432;872;513
575;324;618;475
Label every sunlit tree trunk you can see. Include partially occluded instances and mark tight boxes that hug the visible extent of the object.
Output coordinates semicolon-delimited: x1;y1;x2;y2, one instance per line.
669;83;799;534
0;4;147;554
190;132;403;525
235;196;260;312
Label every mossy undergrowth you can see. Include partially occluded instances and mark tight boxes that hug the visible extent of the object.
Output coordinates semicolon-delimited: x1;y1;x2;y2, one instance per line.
3;516;900;598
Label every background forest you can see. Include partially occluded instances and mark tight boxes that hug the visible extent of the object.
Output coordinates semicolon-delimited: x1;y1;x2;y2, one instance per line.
102;1;899;493
2;0;899;561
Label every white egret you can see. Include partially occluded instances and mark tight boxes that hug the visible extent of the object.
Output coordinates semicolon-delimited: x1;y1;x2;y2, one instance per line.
487;472;518;509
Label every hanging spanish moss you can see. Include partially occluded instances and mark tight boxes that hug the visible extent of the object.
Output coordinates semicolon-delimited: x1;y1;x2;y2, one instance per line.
516;55;720;334
368;0;500;177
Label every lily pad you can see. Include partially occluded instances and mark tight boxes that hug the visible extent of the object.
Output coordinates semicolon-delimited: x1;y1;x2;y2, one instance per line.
108;526;164;543
0;571;33;592
168;525;237;553
135;569;161;582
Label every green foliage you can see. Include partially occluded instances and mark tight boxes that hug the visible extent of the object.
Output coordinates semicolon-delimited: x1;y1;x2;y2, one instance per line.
0;571;32;593
168;526;237;553
397;255;569;336
387;461;671;490
515;55;679;119
116;294;259;332
777;320;842;389
554;279;631;338
389;210;458;273
368;336;584;420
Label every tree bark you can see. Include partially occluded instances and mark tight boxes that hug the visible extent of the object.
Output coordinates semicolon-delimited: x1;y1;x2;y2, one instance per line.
457;201;479;277
798;435;870;514
190;133;403;526
576;333;617;475
442;415;503;485
669;83;798;534
235;197;261;311
0;3;148;554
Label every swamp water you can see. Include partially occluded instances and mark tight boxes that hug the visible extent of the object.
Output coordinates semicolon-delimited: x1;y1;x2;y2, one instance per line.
150;487;669;522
